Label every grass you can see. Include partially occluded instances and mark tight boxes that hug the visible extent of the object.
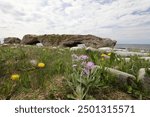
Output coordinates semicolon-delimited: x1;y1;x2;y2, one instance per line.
0;45;150;100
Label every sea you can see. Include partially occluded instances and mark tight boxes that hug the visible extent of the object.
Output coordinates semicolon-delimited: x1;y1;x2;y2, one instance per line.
115;44;150;51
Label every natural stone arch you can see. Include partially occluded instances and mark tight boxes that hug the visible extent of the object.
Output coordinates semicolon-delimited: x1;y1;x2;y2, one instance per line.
63;41;83;47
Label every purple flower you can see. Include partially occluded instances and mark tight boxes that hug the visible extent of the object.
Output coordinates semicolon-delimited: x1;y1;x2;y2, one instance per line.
82;62;96;76
79;55;88;60
86;62;95;70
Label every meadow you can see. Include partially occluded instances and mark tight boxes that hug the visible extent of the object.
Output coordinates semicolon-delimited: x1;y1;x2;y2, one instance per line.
0;45;150;100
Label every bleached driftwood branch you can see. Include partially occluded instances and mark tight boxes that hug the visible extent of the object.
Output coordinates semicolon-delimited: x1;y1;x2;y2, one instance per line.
138;68;150;80
98;47;113;52
105;67;136;80
114;51;149;57
137;68;150;92
104;67;136;87
140;57;150;61
122;57;150;62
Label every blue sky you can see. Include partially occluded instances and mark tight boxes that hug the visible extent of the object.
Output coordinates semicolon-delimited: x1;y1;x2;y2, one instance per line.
0;0;150;44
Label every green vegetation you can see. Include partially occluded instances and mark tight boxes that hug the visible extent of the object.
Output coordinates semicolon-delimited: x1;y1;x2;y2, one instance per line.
0;45;150;100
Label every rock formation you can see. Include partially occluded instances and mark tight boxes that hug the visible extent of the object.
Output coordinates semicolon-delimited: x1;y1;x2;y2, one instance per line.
21;34;117;48
4;37;21;44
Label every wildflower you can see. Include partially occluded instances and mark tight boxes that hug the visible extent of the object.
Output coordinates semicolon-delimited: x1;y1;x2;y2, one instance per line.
79;55;88;60
108;53;111;56
101;53;107;57
101;58;104;61
11;74;20;81
38;62;45;68
82;62;96;76
86;61;95;70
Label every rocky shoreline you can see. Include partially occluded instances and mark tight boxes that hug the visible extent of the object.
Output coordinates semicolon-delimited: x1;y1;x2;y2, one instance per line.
3;34;117;49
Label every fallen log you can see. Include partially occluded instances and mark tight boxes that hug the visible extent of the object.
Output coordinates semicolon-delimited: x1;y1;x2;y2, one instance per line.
115;51;149;57
105;67;136;80
104;67;136;87
98;47;113;52
138;68;150;93
140;57;150;61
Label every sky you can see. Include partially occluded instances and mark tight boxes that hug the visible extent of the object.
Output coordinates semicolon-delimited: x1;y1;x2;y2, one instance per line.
0;0;150;44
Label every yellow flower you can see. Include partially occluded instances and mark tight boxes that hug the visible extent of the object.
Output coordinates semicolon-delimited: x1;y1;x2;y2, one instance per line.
108;53;111;56
38;62;45;68
101;58;104;61
101;53;107;57
11;74;20;81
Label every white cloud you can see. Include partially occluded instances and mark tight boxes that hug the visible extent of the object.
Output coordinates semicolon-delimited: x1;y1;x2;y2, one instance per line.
0;0;150;43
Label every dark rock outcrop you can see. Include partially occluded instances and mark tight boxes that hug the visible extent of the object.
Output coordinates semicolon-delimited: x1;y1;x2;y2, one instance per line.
21;34;117;48
4;37;21;44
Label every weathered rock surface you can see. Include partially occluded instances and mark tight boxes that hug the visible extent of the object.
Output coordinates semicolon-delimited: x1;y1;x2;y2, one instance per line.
21;34;117;48
4;37;21;44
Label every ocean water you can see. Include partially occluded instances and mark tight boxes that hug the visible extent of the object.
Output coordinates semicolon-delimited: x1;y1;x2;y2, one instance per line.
115;44;150;50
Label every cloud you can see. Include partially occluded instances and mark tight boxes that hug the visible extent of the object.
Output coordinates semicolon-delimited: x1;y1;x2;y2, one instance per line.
0;0;150;43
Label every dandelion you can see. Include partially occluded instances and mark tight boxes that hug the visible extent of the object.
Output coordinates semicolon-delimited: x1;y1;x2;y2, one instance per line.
11;74;20;81
108;53;111;56
101;53;107;57
38;62;45;68
101;58;104;61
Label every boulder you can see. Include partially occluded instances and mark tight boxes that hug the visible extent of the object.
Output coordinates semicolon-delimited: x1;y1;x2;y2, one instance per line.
21;34;39;45
21;34;117;48
4;37;21;44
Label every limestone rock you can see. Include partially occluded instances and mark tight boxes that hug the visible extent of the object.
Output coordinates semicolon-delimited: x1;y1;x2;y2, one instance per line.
21;34;117;48
21;34;38;45
4;37;21;44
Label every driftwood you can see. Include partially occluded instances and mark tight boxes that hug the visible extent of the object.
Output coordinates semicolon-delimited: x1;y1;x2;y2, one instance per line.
114;48;128;52
70;47;83;51
122;57;150;62
104;67;136;87
138;68;150;92
114;51;149;57
86;47;98;52
77;44;86;48
138;68;147;80
105;67;136;79
124;58;130;62
140;57;150;61
98;47;113;52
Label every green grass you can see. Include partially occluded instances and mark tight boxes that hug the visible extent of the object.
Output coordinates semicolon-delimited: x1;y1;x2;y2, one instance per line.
0;45;150;100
